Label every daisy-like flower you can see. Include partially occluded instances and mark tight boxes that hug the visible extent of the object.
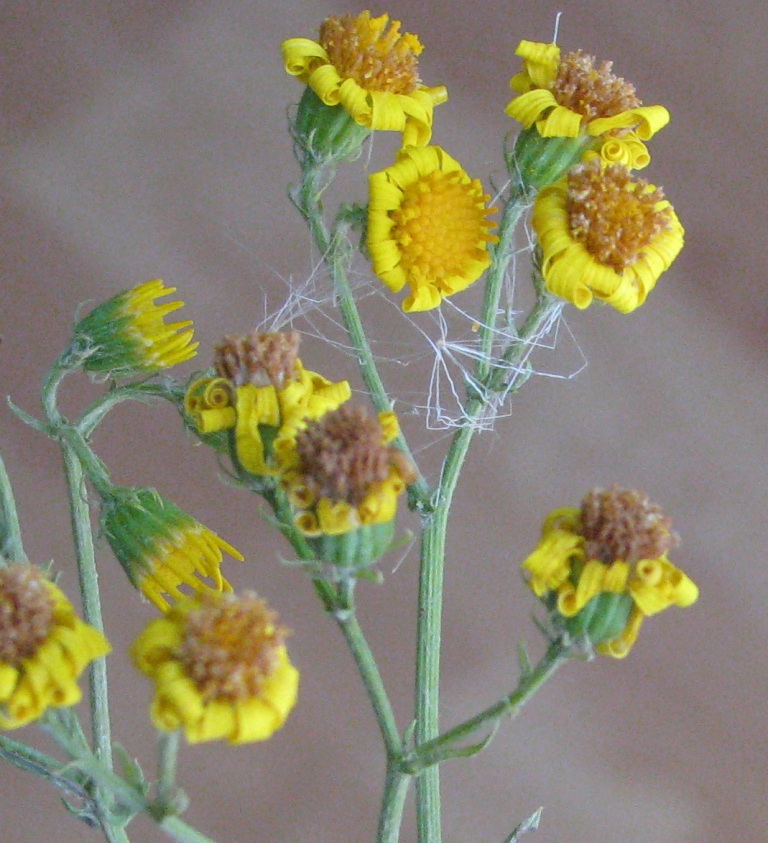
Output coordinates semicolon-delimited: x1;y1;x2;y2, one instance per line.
505;40;669;170
101;487;243;612
0;563;110;728
282;11;447;151
280;404;416;568
522;487;698;658
184;331;351;479
131;591;298;744
532;159;684;312
72;280;198;378
368;145;498;312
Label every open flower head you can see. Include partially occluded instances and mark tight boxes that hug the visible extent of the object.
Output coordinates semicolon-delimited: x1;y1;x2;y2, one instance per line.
73;280;198;378
184;331;351;478
283;11;447;149
131;591;298;744
506;41;669;170
522;487;698;658
368;145;498;312
102;488;243;612
532;159;684;312
281;404;416;567
0;563;110;728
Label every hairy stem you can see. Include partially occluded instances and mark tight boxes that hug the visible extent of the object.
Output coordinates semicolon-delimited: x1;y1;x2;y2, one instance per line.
414;406;479;843
414;184;532;842
408;638;569;771
376;762;411;843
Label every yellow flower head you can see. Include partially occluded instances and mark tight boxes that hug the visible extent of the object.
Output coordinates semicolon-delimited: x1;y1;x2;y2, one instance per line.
522;487;698;658
532;159;684;312
101;488;243;612
505;41;669;169
184;330;351;478
281;405;416;566
131;591;298;744
282;11;447;147
73;280;198;378
0;564;110;728
368;145;498;312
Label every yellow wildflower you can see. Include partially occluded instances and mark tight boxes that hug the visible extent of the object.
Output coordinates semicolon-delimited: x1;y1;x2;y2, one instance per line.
73;279;198;378
184;331;351;478
131;591;299;744
0;564;110;728
101;488;243;612
532;159;684;312
522;487;698;658
282;11;447;148
368;145;498;312
280;405;416;567
505;40;669;169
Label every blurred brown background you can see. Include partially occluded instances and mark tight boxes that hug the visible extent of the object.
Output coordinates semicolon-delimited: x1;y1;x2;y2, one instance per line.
2;1;766;841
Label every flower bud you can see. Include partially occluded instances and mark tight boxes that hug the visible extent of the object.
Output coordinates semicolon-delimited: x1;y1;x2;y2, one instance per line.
522;488;698;657
71;280;197;379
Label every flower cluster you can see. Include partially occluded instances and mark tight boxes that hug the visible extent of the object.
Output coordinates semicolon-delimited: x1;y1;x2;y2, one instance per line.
522;487;698;657
280;404;417;567
185;330;351;478
0;563;110;728
283;11;447;153
131;591;298;744
505;40;669;170
532;159;684;312
185;331;415;568
501;40;684;312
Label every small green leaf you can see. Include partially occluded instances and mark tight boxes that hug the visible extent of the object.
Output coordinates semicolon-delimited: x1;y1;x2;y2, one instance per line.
503;806;543;842
517;640;533;678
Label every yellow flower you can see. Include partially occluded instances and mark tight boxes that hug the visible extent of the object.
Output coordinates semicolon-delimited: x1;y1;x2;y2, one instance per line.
522;487;698;658
280;405;415;567
73;280;198;378
131;591;299;744
282;11;447;147
101;488;243;612
505;41;669;169
368;146;498;312
0;564;110;728
184;331;351;478
532;159;684;312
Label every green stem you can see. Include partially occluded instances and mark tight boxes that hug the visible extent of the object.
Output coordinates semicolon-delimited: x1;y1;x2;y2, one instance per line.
60;444;113;771
0;734;91;803
0;448;26;562
489;268;562;393
79;382;183;437
476;188;529;385
376;762;411;843
264;489;401;757
414;409;479;843
158;816;219;843
335;583;402;758
42;359;120;840
413;186;531;843
155;731;181;814
2;730;215;843
408;639;569;771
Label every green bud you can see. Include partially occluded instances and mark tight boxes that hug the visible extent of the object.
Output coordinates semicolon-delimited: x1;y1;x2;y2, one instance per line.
293;87;371;162
308;521;395;571
506;127;593;193
562;590;634;646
